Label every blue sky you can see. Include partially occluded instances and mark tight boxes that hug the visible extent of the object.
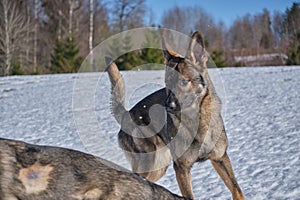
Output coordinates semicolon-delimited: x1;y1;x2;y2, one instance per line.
145;0;298;27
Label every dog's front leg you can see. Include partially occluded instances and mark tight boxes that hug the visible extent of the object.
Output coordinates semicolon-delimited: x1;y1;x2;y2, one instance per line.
174;161;194;199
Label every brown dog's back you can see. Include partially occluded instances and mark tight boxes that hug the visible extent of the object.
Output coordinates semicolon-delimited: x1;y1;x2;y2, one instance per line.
0;138;186;200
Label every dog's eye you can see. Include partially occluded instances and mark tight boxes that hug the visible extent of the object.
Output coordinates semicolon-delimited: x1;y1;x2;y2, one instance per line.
194;76;205;85
179;79;189;86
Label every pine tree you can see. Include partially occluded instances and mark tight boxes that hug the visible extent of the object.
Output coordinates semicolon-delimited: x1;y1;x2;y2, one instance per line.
49;39;65;73
49;36;82;73
140;29;164;70
211;50;227;68
109;30;164;70
108;33;141;70
287;32;300;65
285;3;300;65
117;34;139;70
64;36;83;73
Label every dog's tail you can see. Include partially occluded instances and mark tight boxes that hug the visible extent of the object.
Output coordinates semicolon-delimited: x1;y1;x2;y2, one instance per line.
105;57;127;125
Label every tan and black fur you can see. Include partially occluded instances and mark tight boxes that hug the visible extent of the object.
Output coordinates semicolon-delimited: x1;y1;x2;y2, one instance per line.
106;57;171;182
0;138;188;199
106;32;244;200
163;32;244;200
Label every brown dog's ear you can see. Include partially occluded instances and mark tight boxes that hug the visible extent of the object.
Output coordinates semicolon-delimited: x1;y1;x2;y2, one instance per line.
161;32;184;63
186;32;208;68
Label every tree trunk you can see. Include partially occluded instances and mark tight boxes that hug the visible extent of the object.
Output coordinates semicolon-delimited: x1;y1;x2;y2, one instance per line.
33;0;38;73
25;0;30;68
3;0;11;75
58;10;62;41
89;0;94;68
69;0;74;40
0;0;32;75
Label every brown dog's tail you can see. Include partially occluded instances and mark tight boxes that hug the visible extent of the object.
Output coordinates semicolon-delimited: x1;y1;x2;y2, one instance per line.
105;57;127;125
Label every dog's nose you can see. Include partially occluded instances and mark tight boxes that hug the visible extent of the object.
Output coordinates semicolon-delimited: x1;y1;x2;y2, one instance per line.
169;101;177;110
166;100;177;113
166;92;180;113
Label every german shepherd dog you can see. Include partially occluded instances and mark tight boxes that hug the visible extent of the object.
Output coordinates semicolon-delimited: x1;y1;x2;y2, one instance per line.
106;57;171;182
106;31;244;200
162;32;244;200
0;138;188;199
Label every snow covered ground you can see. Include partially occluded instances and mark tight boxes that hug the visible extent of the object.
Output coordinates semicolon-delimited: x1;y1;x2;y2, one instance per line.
0;66;299;199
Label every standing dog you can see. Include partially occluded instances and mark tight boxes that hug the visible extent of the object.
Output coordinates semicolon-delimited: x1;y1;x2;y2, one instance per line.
163;32;244;200
0;138;188;199
106;31;244;200
106;57;171;182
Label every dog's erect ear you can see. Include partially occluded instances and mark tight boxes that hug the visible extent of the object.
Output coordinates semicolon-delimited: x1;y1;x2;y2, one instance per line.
186;32;208;67
161;32;184;63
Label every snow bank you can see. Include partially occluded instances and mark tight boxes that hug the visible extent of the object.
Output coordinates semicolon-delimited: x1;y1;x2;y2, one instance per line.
0;66;299;199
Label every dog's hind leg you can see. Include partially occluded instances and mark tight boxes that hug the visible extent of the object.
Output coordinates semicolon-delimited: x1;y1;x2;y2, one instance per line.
211;152;244;200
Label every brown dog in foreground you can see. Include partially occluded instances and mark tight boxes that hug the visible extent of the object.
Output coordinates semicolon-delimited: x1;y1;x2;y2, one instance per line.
106;31;244;200
0;138;188;199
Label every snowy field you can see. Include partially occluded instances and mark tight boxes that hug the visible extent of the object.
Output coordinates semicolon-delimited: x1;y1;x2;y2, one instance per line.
0;66;299;199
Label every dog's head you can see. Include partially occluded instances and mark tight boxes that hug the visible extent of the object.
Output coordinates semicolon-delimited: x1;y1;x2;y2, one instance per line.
163;32;208;113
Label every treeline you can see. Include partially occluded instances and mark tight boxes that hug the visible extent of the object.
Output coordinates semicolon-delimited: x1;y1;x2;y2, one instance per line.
161;3;300;67
0;0;147;75
0;1;299;75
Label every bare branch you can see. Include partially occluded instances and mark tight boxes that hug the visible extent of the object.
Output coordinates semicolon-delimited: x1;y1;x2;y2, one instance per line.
0;0;33;75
